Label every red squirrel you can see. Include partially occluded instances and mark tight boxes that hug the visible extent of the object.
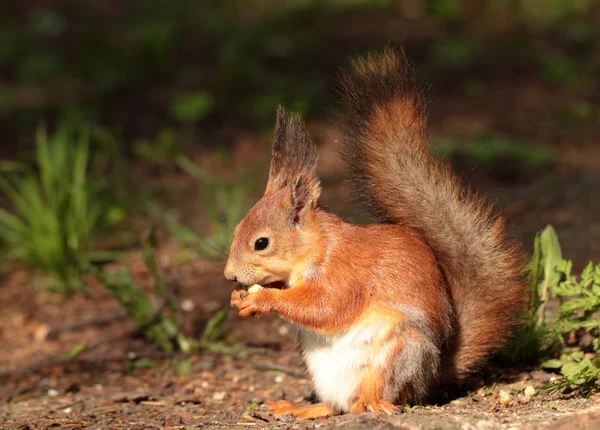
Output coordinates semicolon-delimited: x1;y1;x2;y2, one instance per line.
225;47;526;420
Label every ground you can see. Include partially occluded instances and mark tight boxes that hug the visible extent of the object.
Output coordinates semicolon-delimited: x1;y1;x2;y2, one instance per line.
2;48;600;429
3;273;600;429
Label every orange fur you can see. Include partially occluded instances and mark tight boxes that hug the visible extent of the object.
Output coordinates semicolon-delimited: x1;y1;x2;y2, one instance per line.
225;46;527;420
268;401;336;420
336;46;526;379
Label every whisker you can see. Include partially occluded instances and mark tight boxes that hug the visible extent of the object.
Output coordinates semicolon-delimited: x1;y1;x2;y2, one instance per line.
219;216;235;234
294;325;302;349
205;244;229;259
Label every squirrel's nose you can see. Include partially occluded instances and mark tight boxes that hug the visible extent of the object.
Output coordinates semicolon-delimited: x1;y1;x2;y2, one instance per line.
224;263;237;282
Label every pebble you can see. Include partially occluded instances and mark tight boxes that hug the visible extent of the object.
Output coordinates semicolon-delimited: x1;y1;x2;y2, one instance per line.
47;389;59;397
34;324;50;342
181;299;195;312
274;375;285;384
63;407;72;413
524;386;536;397
213;391;227;401
499;390;512;405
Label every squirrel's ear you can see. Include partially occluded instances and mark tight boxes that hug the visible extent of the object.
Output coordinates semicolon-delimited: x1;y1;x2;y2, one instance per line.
265;106;320;207
290;172;321;224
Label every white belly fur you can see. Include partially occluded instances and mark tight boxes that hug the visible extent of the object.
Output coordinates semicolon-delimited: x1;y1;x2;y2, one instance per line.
301;316;396;412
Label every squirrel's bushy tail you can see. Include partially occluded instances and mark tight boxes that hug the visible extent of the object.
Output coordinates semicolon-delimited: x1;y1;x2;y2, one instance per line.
337;47;526;379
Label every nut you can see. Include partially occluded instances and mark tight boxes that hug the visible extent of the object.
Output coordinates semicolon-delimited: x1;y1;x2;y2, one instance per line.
248;284;264;294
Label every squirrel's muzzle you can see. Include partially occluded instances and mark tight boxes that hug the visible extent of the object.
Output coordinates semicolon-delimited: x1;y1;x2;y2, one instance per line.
224;262;237;282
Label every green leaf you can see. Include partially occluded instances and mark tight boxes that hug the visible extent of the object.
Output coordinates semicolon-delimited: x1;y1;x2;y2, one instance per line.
536;225;563;326
581;262;594;287
539;225;563;287
142;239;167;296
129;357;157;369
541;359;566;369
170;92;213;122
201;308;229;346
61;341;86;360
172;358;193;375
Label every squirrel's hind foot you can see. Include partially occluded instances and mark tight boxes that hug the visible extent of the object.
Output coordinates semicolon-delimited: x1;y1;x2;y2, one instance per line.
268;400;336;421
350;399;400;415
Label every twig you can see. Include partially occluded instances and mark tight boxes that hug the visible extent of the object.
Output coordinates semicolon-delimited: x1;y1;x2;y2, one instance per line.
49;399;85;413
48;311;129;338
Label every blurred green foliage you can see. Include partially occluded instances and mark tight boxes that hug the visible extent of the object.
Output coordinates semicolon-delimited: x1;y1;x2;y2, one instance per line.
502;225;600;393
156;155;254;261
0;123;120;294
170;93;214;123
0;0;597;140
436;133;554;168
95;235;198;353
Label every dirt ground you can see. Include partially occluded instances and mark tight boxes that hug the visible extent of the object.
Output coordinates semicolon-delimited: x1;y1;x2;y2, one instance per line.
2;68;600;429
3;266;600;430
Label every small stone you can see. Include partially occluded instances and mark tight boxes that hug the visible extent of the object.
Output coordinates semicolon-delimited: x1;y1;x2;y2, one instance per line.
499;390;511;405
47;389;59;397
34;324;50;342
63;407;72;413
232;376;240;384
127;351;136;360
248;385;255;392
181;299;195;312
213;391;226;401
274;375;285;384
201;381;209;388
524;386;536;397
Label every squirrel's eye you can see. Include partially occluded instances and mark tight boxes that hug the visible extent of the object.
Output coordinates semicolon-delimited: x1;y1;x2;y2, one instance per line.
254;237;269;251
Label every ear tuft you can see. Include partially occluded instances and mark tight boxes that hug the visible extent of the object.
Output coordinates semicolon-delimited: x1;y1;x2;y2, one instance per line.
291;174;321;224
265;106;320;213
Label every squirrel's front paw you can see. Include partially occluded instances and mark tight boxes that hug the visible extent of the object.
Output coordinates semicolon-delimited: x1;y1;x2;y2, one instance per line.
230;288;272;318
230;288;245;309
238;291;267;318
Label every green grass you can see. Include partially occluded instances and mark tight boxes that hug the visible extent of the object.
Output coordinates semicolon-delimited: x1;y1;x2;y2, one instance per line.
151;154;254;261
94;233;198;353
0;123;108;294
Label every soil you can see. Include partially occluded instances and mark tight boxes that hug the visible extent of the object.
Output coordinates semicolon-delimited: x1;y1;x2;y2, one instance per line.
2;268;600;430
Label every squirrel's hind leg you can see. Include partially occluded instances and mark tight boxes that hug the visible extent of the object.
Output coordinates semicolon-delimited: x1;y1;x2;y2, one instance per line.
349;320;441;415
383;324;442;405
268;400;337;421
349;362;400;415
